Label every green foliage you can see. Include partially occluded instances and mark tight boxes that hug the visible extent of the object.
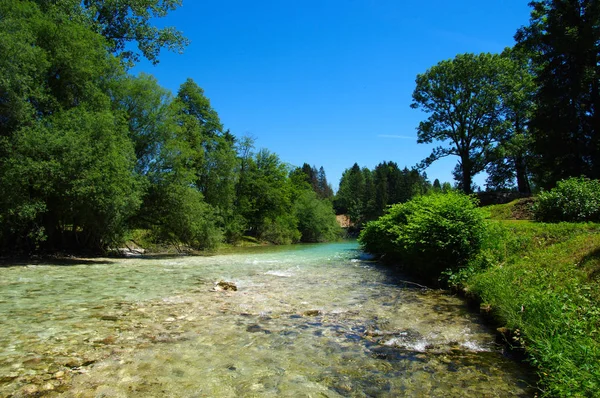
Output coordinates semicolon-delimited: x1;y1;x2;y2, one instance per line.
359;192;488;283
236;149;294;242
109;73;173;174
294;190;341;243
335;162;430;225
1;108;142;251
146;185;222;250
31;0;189;66
516;0;600;188
485;48;535;194
290;164;334;200
0;0;343;253
412;51;535;193
335;163;365;221
534;177;600;222
257;215;300;245
412;53;507;193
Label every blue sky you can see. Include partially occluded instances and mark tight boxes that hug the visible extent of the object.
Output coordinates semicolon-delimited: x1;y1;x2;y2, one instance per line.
134;0;533;190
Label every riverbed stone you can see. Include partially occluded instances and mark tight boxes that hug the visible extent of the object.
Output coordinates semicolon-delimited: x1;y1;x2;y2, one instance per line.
42;382;55;391
214;281;237;291
303;310;321;316
21;384;39;395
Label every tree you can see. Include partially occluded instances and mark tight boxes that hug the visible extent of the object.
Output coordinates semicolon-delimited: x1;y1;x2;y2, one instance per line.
0;1;343;253
516;0;600;188
0;1;49;140
290;164;334;200
0;0;188;253
485;48;536;193
373;161;404;218
2;108;141;252
412;53;506;194
236;149;299;243
171;79;237;214
335;162;430;223
335;163;366;223
317;166;334;200
0;1;144;252
135;79;236;249
109;73;173;175
294;190;340;242
32;0;188;66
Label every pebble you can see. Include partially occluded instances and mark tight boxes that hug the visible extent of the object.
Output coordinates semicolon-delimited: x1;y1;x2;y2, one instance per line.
43;382;55;391
21;384;39;395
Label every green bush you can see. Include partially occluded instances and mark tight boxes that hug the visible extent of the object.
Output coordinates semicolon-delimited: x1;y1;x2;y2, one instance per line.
147;185;223;251
258;214;301;245
359;192;488;284
294;190;341;243
534;177;600;222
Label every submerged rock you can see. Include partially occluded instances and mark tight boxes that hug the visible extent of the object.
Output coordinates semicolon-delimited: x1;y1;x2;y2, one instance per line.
246;324;271;334
214;281;237;291
303;310;321;316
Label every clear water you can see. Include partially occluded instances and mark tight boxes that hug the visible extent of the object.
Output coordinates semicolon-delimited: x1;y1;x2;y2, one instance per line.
0;241;534;397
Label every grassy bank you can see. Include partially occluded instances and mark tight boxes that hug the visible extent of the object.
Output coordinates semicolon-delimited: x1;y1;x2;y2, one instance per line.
459;201;600;396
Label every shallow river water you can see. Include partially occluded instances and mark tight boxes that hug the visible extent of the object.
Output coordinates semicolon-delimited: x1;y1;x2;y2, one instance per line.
0;241;534;397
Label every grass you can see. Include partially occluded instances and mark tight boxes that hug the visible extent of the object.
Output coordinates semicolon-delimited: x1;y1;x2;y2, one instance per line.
461;220;600;396
486;197;536;221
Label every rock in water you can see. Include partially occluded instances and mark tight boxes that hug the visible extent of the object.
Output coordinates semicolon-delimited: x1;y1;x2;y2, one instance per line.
214;281;237;291
303;310;321;316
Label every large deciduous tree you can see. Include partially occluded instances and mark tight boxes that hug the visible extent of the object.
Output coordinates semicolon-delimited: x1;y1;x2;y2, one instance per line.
411;53;506;194
32;0;188;66
485;48;536;194
516;0;600;188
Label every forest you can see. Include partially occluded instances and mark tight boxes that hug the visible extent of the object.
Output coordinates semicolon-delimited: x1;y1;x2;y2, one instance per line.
0;0;343;254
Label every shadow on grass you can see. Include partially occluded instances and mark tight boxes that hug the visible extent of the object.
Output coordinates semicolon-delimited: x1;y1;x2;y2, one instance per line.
579;246;600;280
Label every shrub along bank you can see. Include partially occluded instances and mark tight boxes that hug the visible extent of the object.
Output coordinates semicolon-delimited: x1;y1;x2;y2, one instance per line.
359;189;600;396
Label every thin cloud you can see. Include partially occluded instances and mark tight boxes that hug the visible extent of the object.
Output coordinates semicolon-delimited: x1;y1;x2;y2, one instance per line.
377;134;415;139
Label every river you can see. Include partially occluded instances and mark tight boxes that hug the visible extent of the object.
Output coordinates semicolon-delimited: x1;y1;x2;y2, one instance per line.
0;241;534;397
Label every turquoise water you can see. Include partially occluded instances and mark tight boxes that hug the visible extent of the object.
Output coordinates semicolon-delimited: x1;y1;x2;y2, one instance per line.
0;241;534;397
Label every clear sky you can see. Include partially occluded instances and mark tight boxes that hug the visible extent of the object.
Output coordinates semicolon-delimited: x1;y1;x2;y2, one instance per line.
133;0;533;191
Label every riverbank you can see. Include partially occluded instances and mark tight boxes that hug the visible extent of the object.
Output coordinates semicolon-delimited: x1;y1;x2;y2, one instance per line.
455;202;600;396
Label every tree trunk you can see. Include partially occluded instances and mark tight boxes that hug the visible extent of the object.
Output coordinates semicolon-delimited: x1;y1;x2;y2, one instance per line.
461;161;473;194
515;155;531;195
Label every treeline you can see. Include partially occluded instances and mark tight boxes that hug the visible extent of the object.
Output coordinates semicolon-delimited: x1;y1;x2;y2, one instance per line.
411;0;600;194
0;1;339;254
333;162;442;226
